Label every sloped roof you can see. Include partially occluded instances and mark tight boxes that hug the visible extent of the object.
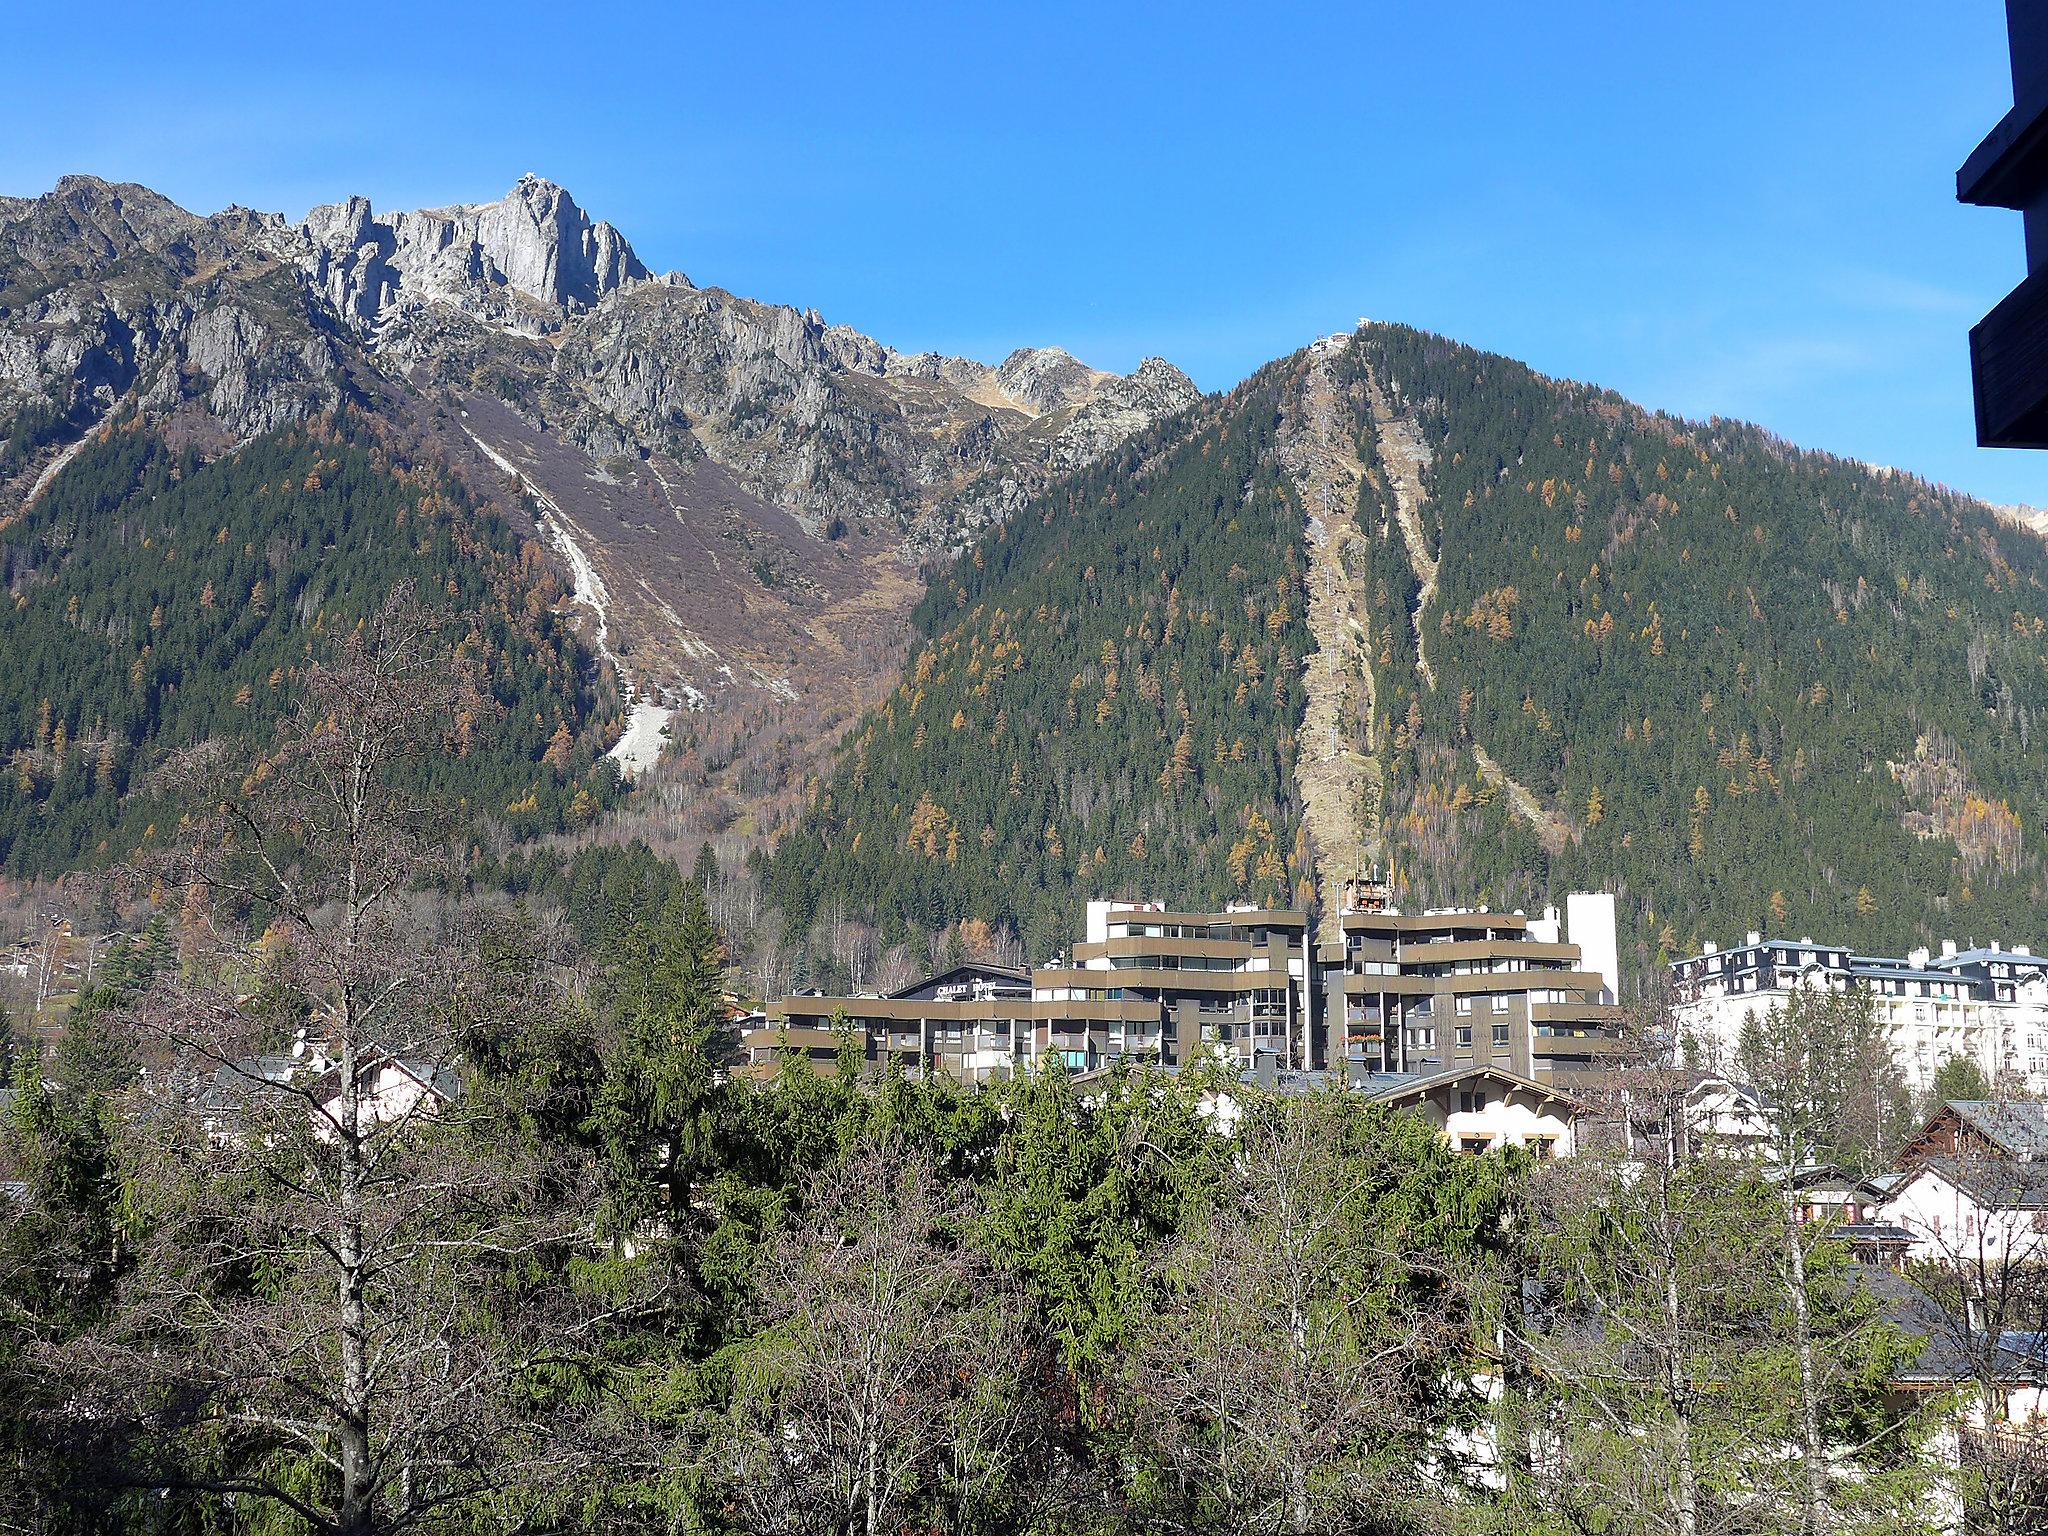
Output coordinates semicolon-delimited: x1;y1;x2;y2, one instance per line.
1950;1099;2048;1158
1857;1266;2048;1385
1361;1064;1582;1112
885;961;1031;1001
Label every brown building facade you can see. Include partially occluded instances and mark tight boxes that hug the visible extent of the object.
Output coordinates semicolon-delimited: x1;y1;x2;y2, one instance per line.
747;889;1624;1088
1325;883;1623;1082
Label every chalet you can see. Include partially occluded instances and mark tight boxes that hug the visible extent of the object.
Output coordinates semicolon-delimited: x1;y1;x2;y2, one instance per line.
312;1051;460;1137
1359;1065;1578;1158
1899;1099;2048;1165
198;1044;460;1144
1787;1164;1883;1226
1236;1056;1581;1158
1682;1075;1777;1159
1878;1156;2048;1267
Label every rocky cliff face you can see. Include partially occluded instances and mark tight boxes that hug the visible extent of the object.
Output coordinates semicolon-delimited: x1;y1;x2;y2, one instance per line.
0;177;344;444
296;174;653;334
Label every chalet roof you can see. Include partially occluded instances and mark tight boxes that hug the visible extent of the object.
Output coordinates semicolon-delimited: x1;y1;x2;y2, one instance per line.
207;1049;461;1111
1228;1061;1578;1112
1839;1221;1915;1246
1857;1267;2048;1385
200;1054;312;1112
1785;1163;1865;1193
1683;1074;1772;1108
1360;1064;1583;1112
1950;1100;2048;1159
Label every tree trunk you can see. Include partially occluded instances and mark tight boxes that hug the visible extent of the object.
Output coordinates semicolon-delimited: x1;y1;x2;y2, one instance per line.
1290;1291;1310;1533
338;1026;373;1536
1782;1186;1828;1536
1661;1164;1698;1536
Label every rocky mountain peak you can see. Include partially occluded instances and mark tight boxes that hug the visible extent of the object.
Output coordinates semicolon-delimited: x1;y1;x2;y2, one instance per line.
0;174;221;272
295;176;652;334
993;345;1105;414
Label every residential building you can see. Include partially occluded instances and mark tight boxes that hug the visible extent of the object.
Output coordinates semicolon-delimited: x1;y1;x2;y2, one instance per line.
1359;1065;1578;1158
752;888;1624;1088
1682;1075;1778;1160
748;901;1309;1083
1868;1099;2048;1273
1235;1055;1581;1158
1670;933;2048;1095
196;1039;460;1145
747;960;1054;1083
1900;1098;2048;1165
1031;900;1312;1070
1324;881;1624;1083
1878;1156;2048;1268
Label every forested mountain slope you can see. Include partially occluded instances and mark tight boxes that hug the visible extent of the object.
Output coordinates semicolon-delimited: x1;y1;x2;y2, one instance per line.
771;323;2048;967
0;409;618;874
1337;325;2048;965
765;361;1312;955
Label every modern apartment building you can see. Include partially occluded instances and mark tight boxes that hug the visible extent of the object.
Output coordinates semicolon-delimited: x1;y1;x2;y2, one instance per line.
1323;881;1625;1083
1032;900;1312;1071
1668;933;2048;1095
746;899;1312;1084
747;886;1627;1088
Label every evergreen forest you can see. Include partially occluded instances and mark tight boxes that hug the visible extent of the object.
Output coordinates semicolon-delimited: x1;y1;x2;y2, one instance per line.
0;410;623;874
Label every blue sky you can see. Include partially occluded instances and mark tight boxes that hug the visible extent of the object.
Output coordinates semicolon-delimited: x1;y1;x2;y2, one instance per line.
6;1;2042;505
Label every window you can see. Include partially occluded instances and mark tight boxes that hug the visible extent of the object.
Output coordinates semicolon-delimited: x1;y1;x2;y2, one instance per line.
1455;1025;1473;1047
1526;1136;1557;1162
1491;993;1510;1013
1459;1136;1492;1155
1456;995;1474;1016
1493;1021;1510;1047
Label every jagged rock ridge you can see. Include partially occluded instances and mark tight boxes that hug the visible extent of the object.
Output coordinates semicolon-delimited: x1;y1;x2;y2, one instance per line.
296;174;655;333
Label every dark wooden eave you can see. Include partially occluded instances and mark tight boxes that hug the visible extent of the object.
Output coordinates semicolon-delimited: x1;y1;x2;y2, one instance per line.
1970;262;2048;448
1958;76;2048;209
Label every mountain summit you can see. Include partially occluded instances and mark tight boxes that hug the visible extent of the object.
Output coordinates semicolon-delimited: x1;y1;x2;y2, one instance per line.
297;174;654;331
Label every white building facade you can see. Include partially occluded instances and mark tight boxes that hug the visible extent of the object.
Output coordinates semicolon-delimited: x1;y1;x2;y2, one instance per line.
1670;934;2048;1097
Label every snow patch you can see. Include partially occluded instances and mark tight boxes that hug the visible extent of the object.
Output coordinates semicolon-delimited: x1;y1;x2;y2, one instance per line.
605;702;672;777
467;423;681;778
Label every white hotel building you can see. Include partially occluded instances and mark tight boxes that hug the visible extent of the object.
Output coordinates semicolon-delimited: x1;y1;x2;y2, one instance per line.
1671;933;2048;1097
1669;933;2048;1096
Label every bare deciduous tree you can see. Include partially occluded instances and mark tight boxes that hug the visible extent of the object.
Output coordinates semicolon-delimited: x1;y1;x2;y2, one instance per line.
711;1143;1036;1536
1132;1090;1477;1535
30;587;641;1536
872;942;920;998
